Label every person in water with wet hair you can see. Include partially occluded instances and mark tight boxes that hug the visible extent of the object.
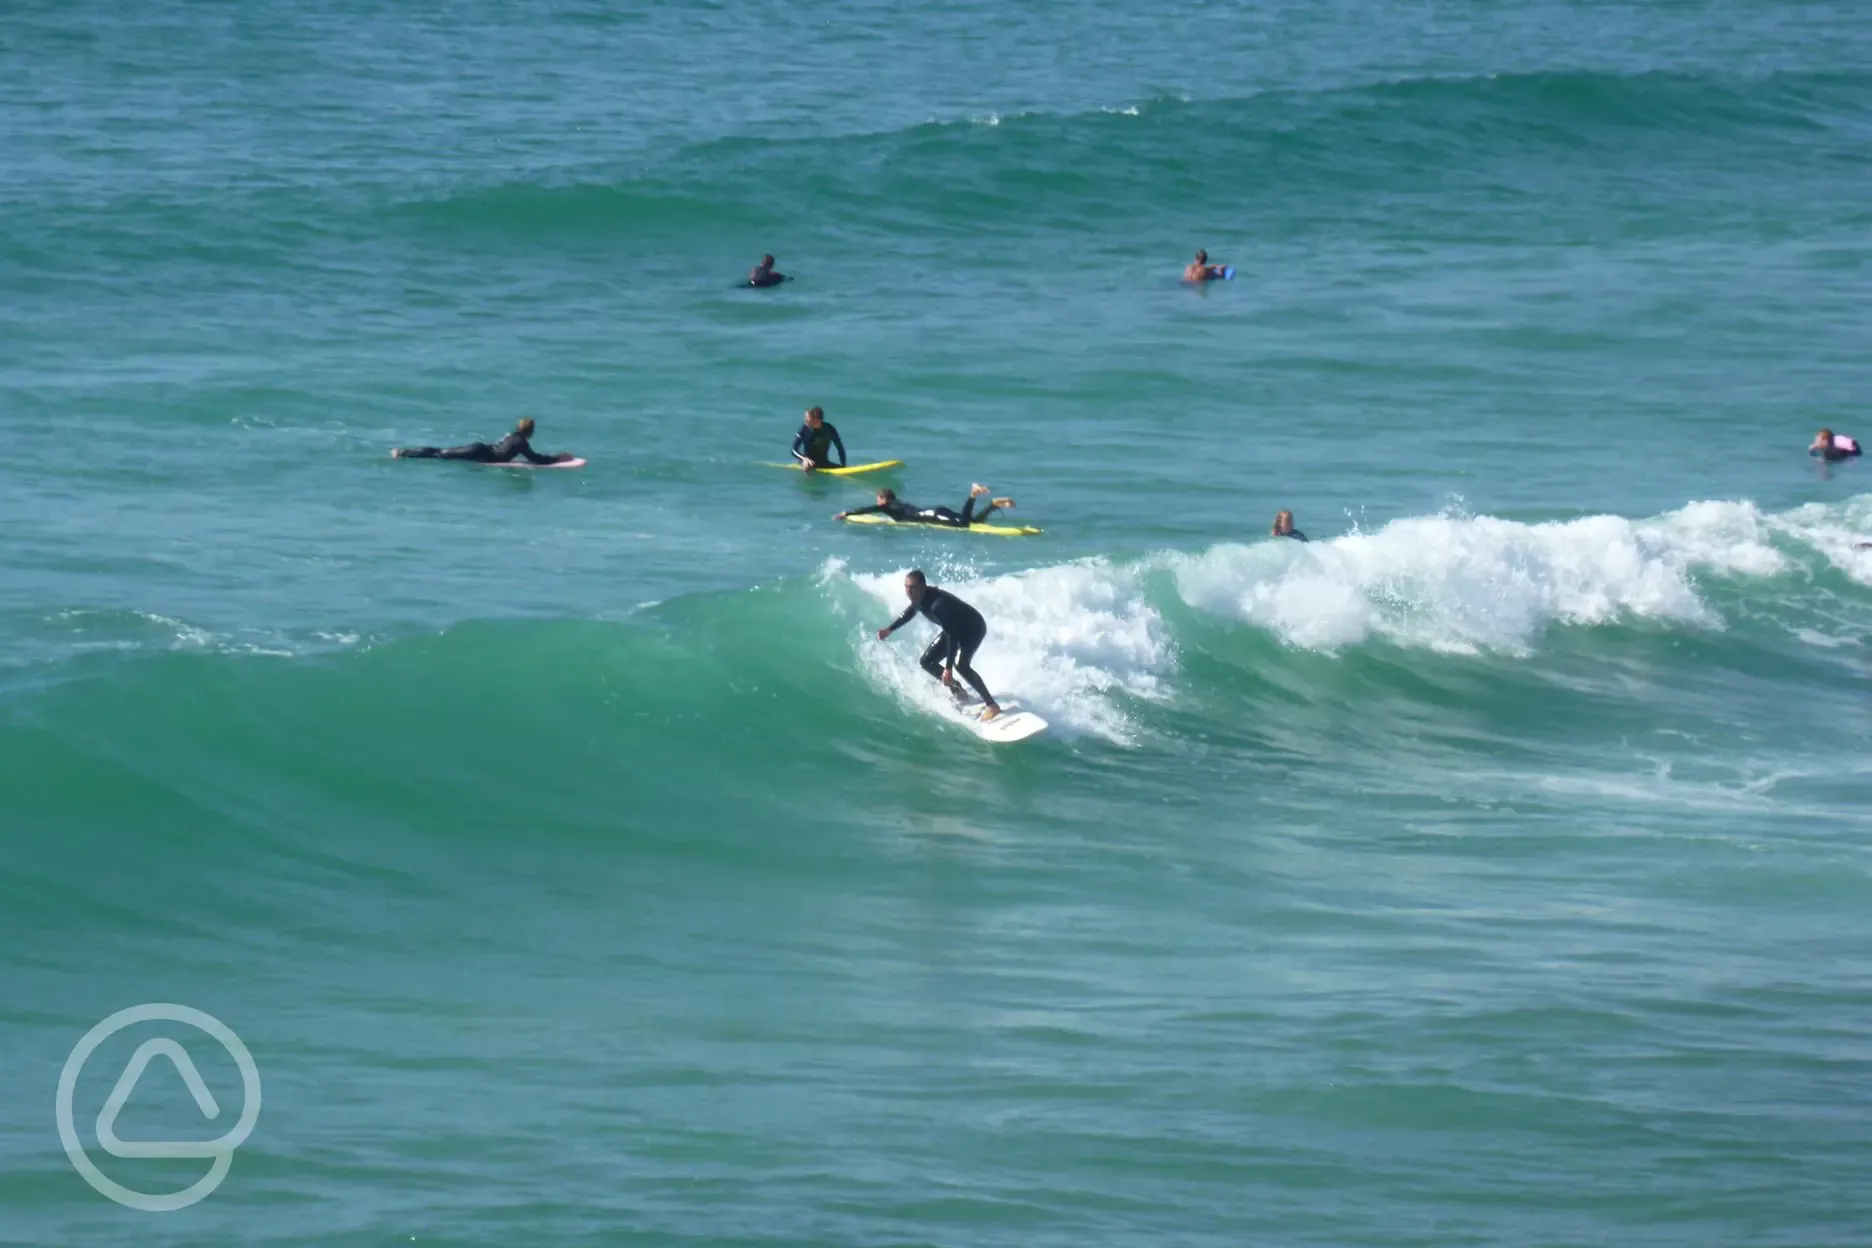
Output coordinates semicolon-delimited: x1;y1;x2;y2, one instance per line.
791;406;846;471
876;569;1000;719
749;254;787;287
392;417;575;465
1183;248;1225;282
836;483;1015;528
1810;428;1862;462
1271;510;1308;542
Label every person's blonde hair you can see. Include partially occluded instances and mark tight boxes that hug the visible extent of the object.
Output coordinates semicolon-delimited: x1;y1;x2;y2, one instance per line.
516;417;537;437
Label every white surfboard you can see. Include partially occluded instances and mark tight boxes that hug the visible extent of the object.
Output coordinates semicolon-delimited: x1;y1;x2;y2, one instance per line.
961;701;1048;744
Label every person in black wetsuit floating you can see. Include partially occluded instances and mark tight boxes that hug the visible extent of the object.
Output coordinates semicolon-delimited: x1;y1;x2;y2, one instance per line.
392;417;575;465
1271;510;1308;541
837;484;1015;527
791;406;846;472
877;569;1001;719
1810;428;1862;462
749;254;787;287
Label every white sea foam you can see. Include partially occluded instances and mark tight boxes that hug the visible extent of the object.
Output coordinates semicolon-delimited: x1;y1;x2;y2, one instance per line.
1771;497;1872;586
827;496;1872;736
1165;501;1797;654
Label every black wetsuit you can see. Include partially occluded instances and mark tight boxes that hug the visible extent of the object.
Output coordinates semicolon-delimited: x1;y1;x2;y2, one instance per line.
1813;439;1862;463
845;494;1000;529
1278;529;1309;542
749;265;787;287
791;422;846;469
399;432;565;465
885;586;995;707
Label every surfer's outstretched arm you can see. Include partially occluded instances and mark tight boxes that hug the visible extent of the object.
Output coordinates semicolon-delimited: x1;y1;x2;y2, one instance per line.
879;602;919;640
516;440;568;466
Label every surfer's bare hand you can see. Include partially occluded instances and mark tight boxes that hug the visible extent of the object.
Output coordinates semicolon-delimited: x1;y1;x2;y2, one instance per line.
876;628;890;641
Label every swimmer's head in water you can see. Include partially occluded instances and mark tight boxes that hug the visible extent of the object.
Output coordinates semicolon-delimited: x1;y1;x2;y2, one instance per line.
876;488;897;506
805;406;824;428
1818;428;1834;444
1272;510;1293;534
761;254;775;267
904;568;928;602
1195;249;1208;264
516;417;537;438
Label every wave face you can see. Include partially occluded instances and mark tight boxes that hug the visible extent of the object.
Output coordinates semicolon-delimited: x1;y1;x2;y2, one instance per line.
9;495;1871;807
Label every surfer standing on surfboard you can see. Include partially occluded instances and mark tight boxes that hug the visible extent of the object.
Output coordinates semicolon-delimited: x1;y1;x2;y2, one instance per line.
1183;249;1226;282
876;570;1002;720
836;484;1015;528
391;417;575;465
790;407;847;472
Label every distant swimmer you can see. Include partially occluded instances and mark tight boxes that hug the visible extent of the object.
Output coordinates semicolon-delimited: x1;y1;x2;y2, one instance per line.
1183;248;1226;283
791;406;847;472
392;417;575;465
877;569;1001;719
1810;428;1862;462
837;484;1014;528
749;254;787;288
1271;510;1308;542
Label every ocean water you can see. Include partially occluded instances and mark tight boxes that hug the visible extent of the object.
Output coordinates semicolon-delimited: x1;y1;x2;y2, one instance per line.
4;0;1872;1243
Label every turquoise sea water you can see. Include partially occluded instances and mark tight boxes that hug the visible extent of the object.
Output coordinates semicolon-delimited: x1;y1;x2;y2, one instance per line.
5;1;1872;1243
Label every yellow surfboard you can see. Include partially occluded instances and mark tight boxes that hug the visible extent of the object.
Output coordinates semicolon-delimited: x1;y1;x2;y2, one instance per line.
766;459;904;477
839;513;1042;537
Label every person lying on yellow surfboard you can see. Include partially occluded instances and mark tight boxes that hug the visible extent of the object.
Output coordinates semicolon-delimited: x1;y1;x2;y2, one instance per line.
836;484;1015;529
790;406;846;472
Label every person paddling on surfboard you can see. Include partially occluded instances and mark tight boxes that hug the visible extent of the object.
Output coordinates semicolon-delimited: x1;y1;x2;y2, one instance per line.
877;570;1001;720
749;254;787;288
1183;249;1226;283
1271;510;1308;542
791;406;846;472
1810;428;1862;462
392;417;575;465
836;484;1015;528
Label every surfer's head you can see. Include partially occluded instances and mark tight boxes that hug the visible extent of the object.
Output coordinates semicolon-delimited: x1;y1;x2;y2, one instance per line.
516;417;537;438
805;406;824;429
760;254;775;268
876;488;896;506
903;568;928;603
1272;510;1294;535
1194;249;1208;264
1816;428;1834;446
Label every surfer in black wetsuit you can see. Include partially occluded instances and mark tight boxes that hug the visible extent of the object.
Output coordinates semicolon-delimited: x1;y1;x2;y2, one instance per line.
1810;428;1862;462
791;407;846;471
1271;510;1308;541
837;484;1015;528
393;417;575;465
749;254;787;287
877;569;1001;718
